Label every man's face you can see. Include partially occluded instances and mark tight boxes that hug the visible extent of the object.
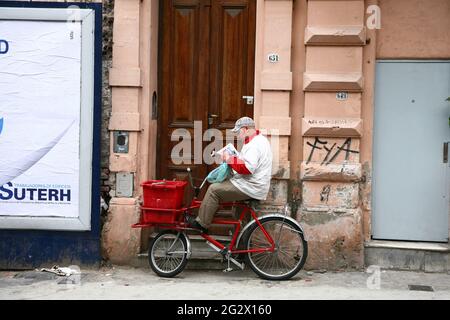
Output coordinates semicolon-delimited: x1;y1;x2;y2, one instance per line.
237;127;247;140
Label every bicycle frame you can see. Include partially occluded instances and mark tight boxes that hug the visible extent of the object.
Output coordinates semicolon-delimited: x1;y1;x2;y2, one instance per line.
133;199;276;255
201;202;275;255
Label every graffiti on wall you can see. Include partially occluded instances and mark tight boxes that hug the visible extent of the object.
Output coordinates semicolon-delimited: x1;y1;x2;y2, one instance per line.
320;184;331;203
306;137;359;165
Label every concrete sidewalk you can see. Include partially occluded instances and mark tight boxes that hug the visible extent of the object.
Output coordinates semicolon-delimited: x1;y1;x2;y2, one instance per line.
0;266;449;300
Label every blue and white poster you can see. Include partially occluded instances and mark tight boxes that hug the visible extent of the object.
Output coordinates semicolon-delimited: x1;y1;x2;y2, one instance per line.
0;20;82;218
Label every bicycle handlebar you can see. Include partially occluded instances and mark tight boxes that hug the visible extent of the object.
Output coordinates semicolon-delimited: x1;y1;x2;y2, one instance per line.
186;167;195;188
187;167;201;198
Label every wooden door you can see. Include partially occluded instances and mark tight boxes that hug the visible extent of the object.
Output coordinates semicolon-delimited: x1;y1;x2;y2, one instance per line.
157;0;256;187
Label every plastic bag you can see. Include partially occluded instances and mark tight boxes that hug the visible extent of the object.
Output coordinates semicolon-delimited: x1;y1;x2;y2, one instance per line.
205;162;231;184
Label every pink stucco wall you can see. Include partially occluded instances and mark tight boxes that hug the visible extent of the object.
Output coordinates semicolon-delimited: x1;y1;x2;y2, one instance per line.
377;0;450;59
104;0;450;268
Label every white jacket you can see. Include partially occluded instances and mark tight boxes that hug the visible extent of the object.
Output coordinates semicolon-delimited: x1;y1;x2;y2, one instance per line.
230;134;272;200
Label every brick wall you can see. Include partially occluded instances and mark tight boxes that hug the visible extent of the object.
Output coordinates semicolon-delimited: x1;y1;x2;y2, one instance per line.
100;0;114;230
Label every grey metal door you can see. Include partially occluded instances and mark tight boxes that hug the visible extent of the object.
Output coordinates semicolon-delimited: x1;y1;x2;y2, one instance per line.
372;61;450;242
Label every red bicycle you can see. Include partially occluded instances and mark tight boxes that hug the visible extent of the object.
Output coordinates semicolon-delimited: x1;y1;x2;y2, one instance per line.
132;168;308;280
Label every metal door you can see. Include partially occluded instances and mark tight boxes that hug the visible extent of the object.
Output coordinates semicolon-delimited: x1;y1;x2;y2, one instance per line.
372;61;450;242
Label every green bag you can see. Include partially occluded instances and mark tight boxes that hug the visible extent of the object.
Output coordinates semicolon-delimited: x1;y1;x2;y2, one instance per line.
205;162;231;184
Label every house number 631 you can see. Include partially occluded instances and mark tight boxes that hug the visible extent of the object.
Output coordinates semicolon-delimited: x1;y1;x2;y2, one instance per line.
268;53;279;63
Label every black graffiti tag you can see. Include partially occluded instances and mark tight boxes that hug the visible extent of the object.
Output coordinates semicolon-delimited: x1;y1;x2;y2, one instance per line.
306;137;327;164
307;137;359;165
320;184;331;203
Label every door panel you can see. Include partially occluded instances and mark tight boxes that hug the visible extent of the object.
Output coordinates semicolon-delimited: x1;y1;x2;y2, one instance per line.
158;0;256;186
158;0;209;182
210;0;255;129
171;5;199;127
372;61;450;242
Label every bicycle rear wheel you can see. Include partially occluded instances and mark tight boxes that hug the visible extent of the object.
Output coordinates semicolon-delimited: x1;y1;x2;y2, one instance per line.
149;230;188;277
245;216;307;280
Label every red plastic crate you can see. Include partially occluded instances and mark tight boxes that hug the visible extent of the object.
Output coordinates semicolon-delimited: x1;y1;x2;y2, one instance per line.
141;180;187;209
140;208;182;224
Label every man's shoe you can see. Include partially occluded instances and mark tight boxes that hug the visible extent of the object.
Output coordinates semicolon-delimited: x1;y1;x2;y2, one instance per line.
186;215;208;234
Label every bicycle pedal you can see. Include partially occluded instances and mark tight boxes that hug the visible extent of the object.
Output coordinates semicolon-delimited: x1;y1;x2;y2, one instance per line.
223;267;234;273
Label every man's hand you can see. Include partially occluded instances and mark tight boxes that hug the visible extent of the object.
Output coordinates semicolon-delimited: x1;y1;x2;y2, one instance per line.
222;151;231;163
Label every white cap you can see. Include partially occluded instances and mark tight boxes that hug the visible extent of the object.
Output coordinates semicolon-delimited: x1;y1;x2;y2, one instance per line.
231;117;255;133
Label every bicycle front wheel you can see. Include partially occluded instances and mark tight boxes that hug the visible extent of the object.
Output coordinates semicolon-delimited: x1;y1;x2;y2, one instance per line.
149;230;188;278
245;216;307;280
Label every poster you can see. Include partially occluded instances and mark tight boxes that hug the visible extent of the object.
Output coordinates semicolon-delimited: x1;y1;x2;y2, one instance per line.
0;20;82;218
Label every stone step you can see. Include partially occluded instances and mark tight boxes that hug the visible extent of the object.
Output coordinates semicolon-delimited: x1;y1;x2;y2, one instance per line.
134;234;235;270
204;210;236;236
187;235;229;270
134;252;227;270
364;240;450;273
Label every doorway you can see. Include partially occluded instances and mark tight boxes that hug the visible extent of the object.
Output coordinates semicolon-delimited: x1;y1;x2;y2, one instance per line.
372;61;450;242
157;0;256;183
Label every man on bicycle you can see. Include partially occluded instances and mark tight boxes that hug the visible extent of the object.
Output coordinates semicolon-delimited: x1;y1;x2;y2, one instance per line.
188;117;273;233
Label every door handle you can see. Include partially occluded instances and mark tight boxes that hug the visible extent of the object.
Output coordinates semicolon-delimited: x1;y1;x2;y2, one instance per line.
444;142;449;163
242;96;254;105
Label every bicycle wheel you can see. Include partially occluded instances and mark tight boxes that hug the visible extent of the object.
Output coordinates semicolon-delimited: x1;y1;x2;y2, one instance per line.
245;216;307;280
148;230;188;277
